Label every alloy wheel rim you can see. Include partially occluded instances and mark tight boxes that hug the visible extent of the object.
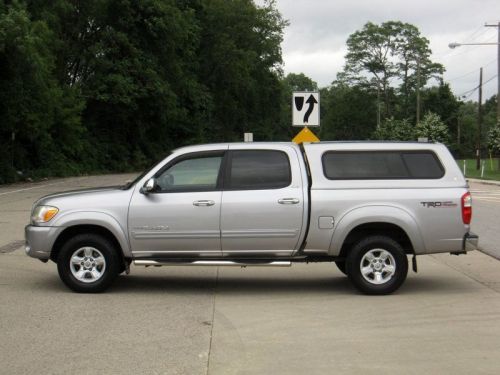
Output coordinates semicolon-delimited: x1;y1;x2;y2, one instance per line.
359;249;396;285
69;247;106;283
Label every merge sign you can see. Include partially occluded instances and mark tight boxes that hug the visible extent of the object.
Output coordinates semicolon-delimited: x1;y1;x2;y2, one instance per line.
292;92;320;126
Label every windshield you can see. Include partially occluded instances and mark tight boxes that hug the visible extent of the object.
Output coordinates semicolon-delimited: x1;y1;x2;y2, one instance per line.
121;153;171;190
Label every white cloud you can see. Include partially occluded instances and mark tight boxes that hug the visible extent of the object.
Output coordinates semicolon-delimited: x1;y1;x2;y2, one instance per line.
266;0;500;99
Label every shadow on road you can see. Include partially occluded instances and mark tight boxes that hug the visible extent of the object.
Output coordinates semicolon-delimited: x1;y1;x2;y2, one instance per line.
23;270;481;296
113;274;353;295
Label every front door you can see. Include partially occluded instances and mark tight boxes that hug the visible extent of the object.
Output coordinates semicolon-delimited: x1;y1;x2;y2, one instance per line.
220;147;305;257
128;151;224;258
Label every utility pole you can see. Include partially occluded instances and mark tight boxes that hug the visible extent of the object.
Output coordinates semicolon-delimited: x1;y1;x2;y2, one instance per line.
485;22;500;125
376;83;381;129
416;57;421;125
477;67;483;170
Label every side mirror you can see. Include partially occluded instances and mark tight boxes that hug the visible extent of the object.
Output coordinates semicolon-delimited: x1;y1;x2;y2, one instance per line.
140;178;157;194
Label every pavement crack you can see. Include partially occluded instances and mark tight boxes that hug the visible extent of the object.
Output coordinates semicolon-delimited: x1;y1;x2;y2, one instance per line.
0;240;24;254
478;247;500;261
430;254;500;294
206;266;219;375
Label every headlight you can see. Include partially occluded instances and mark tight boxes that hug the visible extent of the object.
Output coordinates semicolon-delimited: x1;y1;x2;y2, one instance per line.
31;205;59;224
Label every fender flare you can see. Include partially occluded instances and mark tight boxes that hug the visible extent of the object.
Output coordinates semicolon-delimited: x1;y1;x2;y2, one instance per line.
52;211;131;258
328;205;425;256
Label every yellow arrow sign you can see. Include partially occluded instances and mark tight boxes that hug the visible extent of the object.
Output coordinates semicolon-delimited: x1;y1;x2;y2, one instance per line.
292;126;320;144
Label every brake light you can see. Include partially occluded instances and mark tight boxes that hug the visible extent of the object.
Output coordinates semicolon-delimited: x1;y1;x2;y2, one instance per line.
461;192;472;224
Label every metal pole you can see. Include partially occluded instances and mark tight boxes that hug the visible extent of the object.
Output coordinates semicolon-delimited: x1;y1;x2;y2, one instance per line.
416;57;421;125
497;22;500;125
485;22;500;125
376;83;381;129
477;67;483;170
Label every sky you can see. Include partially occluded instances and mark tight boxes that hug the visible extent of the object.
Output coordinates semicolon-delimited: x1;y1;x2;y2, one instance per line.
264;0;500;101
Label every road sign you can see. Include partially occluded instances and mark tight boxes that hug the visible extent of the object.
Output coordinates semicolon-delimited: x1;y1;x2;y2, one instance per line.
292;127;320;144
292;92;320;126
244;133;253;142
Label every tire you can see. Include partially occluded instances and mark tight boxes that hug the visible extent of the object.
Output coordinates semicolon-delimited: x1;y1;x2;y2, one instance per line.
57;233;120;293
335;260;347;275
346;236;408;295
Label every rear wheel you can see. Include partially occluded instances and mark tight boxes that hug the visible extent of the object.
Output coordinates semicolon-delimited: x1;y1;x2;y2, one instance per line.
57;234;120;293
346;236;408;295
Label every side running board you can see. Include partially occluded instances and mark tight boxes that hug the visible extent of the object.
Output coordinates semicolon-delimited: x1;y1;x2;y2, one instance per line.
134;259;292;267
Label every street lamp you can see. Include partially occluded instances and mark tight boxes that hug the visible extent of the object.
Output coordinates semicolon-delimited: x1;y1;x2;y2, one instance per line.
448;42;499;49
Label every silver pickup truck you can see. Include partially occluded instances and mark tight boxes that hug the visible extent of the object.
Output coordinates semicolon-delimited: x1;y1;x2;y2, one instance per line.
25;142;478;294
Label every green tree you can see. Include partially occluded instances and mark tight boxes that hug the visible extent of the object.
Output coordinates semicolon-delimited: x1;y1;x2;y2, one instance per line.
0;1;83;183
320;82;377;140
197;0;287;142
282;73;318;92
416;112;449;144
394;23;444;117
373;118;414;141
420;83;460;126
344;21;443;120
488;125;500;154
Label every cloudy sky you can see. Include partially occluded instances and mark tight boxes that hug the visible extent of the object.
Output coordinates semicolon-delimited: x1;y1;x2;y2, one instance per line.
267;0;499;100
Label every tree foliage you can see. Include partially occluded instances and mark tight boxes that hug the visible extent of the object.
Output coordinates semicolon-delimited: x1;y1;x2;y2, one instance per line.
373;118;414;141
489;125;500;154
416;112;449;143
0;0;288;183
1;8;494;184
320;82;377;140
344;21;443;120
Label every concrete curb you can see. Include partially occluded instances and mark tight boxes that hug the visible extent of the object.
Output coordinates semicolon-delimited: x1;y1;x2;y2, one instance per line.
467;178;500;187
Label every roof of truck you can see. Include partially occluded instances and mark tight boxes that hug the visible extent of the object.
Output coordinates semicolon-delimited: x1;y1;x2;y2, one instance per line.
173;141;442;152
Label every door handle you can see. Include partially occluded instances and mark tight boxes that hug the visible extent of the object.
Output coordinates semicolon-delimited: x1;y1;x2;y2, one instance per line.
193;200;215;207
278;198;300;205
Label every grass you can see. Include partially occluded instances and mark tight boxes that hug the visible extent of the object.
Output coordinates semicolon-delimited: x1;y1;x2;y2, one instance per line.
456;158;500;181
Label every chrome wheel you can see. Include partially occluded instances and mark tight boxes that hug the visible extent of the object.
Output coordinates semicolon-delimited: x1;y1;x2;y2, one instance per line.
69;247;106;283
360;249;396;285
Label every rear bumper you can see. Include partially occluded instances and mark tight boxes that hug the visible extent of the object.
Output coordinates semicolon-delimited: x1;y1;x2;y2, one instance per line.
462;232;479;252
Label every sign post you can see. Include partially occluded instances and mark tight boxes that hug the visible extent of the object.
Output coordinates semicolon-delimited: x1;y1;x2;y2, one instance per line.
292;91;320;144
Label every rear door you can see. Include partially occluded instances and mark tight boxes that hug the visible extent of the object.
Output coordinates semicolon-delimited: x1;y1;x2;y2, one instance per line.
220;145;305;257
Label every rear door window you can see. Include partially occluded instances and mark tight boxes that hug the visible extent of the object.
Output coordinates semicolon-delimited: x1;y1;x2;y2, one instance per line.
226;150;291;190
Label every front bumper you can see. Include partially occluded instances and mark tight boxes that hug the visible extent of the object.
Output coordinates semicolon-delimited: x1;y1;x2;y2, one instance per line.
462;232;479;252
25;225;63;260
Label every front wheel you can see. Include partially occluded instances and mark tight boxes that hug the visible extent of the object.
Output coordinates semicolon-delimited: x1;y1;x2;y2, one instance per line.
346;236;408;295
57;234;120;293
334;260;347;275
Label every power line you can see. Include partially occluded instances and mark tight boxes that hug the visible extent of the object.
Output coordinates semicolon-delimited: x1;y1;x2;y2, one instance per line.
457;74;498;98
468;27;493;42
465;25;488;41
445;58;496;82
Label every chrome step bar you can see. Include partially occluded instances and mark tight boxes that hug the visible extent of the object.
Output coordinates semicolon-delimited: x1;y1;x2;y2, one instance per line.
134;259;292;267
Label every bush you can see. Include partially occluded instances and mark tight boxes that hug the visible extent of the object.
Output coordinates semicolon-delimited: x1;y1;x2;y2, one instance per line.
488;124;500;155
373;118;414;141
416;112;449;144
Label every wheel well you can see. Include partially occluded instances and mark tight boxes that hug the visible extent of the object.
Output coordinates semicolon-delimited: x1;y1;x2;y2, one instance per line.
50;225;124;263
339;222;414;259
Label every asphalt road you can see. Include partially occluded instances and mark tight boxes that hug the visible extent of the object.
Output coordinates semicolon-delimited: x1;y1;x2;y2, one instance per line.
1;175;500;375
